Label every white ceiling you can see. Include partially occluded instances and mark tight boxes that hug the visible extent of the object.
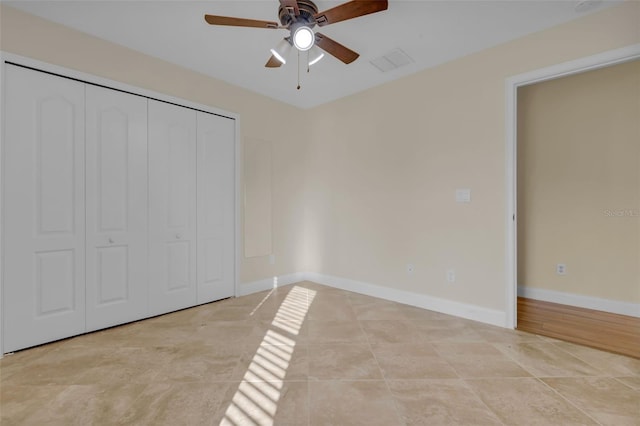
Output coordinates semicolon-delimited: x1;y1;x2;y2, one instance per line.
6;0;619;108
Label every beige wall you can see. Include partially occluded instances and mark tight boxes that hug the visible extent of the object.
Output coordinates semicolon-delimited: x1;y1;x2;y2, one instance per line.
517;60;640;303
0;5;309;287
1;2;639;315
303;2;639;312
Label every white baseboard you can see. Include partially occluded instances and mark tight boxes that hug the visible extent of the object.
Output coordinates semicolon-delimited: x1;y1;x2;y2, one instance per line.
518;286;640;318
237;272;305;297
306;272;507;328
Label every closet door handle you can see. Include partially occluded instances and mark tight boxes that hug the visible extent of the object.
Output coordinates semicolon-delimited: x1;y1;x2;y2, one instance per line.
176;234;182;240
108;237;114;244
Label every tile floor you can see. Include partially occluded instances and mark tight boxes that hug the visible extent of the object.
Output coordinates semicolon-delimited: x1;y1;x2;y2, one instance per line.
1;281;638;425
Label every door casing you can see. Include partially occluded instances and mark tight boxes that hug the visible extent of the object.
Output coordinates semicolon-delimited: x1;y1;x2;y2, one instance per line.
504;43;640;329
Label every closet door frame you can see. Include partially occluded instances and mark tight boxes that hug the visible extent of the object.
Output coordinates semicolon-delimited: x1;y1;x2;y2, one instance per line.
0;52;241;357
1;52;4;357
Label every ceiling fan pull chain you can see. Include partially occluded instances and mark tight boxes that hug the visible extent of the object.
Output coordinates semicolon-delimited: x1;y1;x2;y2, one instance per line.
297;49;301;90
307;50;310;73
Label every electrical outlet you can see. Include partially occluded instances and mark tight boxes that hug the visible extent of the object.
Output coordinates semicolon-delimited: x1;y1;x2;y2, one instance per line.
407;264;414;274
556;263;566;275
269;254;276;265
446;269;455;283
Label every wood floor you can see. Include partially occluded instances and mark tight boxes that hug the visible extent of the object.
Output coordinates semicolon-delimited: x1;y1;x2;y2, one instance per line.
517;297;640;359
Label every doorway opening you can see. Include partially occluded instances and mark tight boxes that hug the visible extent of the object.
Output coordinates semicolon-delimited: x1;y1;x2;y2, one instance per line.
505;45;640;357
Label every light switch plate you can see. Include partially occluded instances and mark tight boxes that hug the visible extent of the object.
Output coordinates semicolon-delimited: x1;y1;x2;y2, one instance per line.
456;189;471;203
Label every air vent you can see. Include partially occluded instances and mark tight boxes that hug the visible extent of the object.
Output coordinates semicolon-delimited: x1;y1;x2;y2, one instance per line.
370;48;414;73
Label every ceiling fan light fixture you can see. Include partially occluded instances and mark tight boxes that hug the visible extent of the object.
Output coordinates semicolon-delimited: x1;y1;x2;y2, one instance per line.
270;38;291;64
308;46;325;66
293;26;314;51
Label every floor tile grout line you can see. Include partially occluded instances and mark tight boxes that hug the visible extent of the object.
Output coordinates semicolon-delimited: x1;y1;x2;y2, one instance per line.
458;378;508;426
433;338;605;425
433;344;520;425
611;376;640;391
533;377;605;426
398;319;509;425
548;340;636;376
352;298;408;426
490;341;617;379
307;376;311;426
430;342;468;380
546;340;606;366
488;342;552;378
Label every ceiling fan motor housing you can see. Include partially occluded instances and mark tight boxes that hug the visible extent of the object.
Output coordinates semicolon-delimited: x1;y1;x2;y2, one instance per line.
279;0;318;27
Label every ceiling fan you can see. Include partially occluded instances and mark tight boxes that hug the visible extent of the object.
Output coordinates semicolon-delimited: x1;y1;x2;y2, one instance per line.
204;0;389;68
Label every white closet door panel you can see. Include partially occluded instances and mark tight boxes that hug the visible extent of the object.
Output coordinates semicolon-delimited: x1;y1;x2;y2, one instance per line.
3;65;86;352
148;100;197;315
85;86;148;331
196;112;235;303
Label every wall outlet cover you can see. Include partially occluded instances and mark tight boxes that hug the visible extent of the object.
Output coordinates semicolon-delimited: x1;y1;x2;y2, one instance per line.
446;269;456;282
556;263;566;275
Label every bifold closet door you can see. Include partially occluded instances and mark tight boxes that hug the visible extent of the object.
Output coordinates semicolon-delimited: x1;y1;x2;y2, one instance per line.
3;65;86;352
197;112;235;303
148;100;197;315
85;86;148;331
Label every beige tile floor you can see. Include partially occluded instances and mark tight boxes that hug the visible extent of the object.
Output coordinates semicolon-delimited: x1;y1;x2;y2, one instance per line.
1;281;639;425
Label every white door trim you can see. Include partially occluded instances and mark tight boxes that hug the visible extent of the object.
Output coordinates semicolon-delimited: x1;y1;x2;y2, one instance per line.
0;52;241;355
505;43;640;329
0;52;6;357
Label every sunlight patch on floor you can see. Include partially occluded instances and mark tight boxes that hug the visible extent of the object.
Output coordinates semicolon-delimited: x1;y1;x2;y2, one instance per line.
221;286;316;425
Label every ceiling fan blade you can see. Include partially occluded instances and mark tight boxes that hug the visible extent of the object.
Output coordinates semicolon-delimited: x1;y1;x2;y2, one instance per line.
204;14;279;29
279;0;300;16
314;0;388;27
265;55;283;68
315;33;360;64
